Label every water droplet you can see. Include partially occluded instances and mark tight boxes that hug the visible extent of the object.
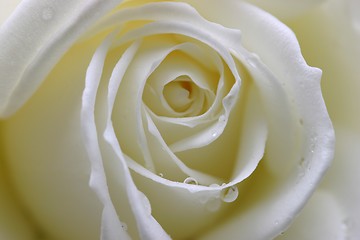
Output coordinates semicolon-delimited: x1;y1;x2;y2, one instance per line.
310;134;318;153
158;173;164;177
138;191;152;215
121;221;128;231
274;220;279;225
219;115;226;123
211;131;218;138
221;185;239;203
184;177;198;185
205;197;221;212
41;7;54;21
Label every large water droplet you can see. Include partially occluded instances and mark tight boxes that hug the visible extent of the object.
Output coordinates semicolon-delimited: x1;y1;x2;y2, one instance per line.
221;185;239;203
41;7;54;21
139;191;152;215
158;173;164;178
184;177;198;185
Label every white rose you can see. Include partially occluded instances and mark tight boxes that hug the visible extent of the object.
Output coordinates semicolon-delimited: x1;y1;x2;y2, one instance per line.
0;1;335;239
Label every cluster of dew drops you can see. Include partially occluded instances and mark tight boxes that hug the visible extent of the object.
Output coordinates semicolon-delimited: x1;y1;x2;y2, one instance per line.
181;176;239;212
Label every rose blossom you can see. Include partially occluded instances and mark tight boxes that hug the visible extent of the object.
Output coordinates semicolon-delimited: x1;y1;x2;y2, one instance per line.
0;1;336;239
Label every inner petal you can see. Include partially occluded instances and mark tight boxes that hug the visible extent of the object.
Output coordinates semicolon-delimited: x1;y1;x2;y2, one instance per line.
142;45;217;118
163;78;195;113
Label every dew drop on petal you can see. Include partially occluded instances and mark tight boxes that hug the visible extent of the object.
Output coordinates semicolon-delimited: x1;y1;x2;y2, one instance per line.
184;177;198;185
310;134;318;153
219;115;226;123
121;221;128;231
158;172;164;178
221;185;239;203
211;132;218;138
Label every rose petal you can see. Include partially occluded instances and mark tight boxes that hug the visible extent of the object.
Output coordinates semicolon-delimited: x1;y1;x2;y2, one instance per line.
266;190;345;240
86;2;243;150
278;127;360;239
319;127;360;238
143;48;216;117
144;111;222;185
82;30;172;239
287;0;360;135
82;30;131;240
115;19;241;151
229;83;267;183
105;36;222;184
0;0;124;118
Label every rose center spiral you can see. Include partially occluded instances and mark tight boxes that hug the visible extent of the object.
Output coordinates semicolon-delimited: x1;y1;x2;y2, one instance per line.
163;77;195;112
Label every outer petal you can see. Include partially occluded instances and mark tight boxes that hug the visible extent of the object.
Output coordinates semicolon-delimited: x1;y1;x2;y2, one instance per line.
275;190;346;240
278;1;360;238
1;36;107;240
320;128;360;239
0;0;123;118
286;0;360;134
277;128;360;239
